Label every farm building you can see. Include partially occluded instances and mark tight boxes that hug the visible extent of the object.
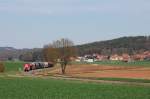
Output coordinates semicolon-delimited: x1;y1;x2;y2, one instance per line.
122;53;131;62
110;54;123;61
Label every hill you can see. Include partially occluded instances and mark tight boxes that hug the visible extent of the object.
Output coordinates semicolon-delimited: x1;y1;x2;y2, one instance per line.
0;47;34;61
77;36;150;55
0;47;18;60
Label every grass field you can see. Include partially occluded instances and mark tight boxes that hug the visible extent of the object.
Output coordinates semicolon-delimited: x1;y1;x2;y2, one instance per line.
3;61;24;73
0;77;150;99
96;77;150;83
73;60;150;67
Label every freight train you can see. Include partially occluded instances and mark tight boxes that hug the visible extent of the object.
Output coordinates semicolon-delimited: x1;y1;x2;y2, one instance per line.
24;62;54;72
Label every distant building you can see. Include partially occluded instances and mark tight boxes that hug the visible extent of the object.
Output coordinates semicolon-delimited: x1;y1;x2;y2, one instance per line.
110;54;123;61
122;53;131;62
132;51;150;61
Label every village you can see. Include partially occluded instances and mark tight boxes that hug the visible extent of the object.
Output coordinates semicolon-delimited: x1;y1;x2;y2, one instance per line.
75;51;150;63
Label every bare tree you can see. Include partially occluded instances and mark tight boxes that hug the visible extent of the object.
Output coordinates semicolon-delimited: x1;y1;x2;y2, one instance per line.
43;38;76;74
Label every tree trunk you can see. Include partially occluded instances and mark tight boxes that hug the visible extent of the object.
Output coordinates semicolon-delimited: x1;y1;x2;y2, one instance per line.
61;63;66;74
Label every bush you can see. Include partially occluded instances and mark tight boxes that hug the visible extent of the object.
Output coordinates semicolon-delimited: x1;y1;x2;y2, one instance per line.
0;62;5;73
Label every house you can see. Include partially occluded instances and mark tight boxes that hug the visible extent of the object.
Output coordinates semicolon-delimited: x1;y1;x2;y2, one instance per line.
110;54;123;61
143;51;150;60
84;59;94;63
75;57;83;62
132;51;150;61
122;53;131;62
132;54;144;61
96;55;109;61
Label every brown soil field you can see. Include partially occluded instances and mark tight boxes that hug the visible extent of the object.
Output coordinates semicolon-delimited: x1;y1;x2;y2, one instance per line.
48;64;150;79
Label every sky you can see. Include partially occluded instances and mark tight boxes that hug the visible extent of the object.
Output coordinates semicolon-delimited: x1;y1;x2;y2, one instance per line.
0;0;150;48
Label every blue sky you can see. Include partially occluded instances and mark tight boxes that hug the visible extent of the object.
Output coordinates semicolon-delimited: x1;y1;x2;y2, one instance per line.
0;0;150;48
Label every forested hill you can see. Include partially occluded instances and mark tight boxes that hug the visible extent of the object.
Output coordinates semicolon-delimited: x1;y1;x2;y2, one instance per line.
77;36;150;55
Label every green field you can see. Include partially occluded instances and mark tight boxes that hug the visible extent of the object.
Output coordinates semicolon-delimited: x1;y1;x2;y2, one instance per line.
0;77;150;99
96;77;150;83
95;60;150;67
73;60;150;67
3;61;24;73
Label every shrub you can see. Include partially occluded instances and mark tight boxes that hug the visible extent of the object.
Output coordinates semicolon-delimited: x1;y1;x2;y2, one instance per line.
0;62;5;73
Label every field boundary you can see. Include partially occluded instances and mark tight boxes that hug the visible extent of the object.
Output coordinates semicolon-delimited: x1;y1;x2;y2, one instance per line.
43;75;150;86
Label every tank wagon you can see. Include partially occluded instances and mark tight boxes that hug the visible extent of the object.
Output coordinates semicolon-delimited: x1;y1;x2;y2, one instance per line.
24;62;54;72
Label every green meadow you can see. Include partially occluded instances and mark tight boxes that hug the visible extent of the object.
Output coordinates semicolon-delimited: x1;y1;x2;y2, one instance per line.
73;60;150;67
0;77;150;99
3;61;24;73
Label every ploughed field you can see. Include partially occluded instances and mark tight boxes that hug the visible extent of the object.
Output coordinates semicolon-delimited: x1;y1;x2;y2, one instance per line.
0;77;150;99
49;61;150;79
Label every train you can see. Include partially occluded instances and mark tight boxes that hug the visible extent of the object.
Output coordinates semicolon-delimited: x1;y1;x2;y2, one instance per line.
24;62;54;72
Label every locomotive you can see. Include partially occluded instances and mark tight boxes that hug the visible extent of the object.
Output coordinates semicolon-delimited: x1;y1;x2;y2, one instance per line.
24;62;54;72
